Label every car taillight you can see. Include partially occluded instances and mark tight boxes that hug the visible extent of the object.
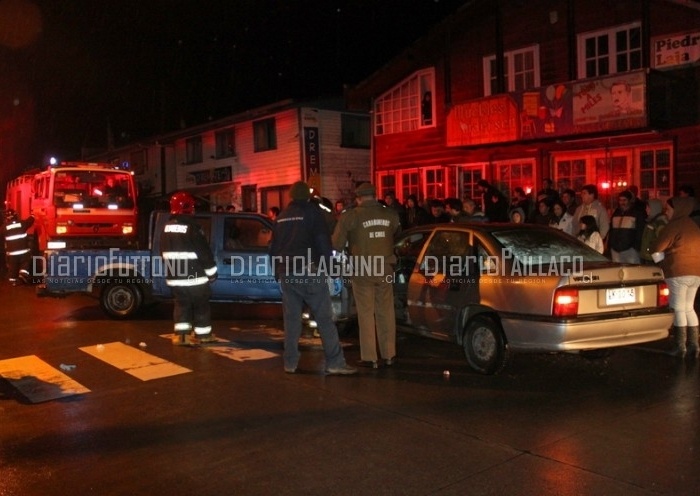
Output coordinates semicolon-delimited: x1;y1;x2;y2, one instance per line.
657;282;670;307
553;288;579;317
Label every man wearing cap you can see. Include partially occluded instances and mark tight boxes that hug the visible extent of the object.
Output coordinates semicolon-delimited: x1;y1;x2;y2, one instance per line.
269;181;357;375
333;182;401;368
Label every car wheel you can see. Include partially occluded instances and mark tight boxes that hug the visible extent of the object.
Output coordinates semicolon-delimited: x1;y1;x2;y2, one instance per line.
100;282;143;319
463;316;509;375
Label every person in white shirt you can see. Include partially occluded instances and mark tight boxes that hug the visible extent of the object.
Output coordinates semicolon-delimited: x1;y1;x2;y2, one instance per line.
578;215;604;254
550;199;574;235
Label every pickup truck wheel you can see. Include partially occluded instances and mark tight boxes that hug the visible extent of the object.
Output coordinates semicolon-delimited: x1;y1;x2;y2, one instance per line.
100;282;142;319
463;316;508;375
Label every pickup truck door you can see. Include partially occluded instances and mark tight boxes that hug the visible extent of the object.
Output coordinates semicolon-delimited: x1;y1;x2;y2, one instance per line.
211;214;280;301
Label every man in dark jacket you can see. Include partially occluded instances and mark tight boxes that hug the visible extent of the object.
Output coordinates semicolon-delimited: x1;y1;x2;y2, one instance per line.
476;180;509;222
609;190;646;263
160;192;218;345
269;181;357;375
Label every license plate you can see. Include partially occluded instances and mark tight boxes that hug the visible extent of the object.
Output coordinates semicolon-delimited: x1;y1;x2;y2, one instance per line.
606;287;636;305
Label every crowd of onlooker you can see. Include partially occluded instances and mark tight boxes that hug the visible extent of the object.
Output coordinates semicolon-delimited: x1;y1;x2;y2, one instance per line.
371;179;700;265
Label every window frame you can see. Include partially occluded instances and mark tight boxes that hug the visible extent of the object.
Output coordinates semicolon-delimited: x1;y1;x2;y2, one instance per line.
483;45;540;96
495;159;536;198
215;128;236;159
185;136;203;165
577;22;642;78
374;68;435;136
253;118;277;152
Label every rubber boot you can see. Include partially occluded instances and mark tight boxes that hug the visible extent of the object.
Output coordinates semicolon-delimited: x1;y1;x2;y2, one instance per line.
669;326;687;357
687;326;699;358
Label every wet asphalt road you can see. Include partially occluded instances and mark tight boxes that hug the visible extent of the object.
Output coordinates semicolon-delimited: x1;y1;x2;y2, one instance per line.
1;281;699;495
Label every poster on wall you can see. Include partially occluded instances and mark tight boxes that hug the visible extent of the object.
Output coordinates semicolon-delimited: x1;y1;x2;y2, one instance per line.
571;72;648;133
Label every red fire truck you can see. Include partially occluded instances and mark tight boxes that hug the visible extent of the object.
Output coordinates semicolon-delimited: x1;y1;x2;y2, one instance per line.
5;162;138;251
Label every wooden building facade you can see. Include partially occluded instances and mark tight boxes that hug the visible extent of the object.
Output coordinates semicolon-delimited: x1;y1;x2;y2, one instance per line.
346;0;700;211
87;99;370;213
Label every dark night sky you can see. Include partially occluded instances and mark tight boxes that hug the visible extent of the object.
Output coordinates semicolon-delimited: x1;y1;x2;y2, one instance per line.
1;0;466;165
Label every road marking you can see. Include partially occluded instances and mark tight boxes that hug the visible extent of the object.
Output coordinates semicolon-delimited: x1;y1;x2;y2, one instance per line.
208;346;279;362
160;334;280;362
0;355;90;403
79;342;192;381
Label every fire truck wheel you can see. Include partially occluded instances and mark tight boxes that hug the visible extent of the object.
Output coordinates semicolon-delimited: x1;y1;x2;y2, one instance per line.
100;282;143;319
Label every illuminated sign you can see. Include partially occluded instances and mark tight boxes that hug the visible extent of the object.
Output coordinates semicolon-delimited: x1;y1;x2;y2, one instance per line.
446;96;518;146
652;31;700;69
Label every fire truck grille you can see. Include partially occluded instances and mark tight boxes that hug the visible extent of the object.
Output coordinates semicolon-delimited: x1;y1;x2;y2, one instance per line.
75;223;118;228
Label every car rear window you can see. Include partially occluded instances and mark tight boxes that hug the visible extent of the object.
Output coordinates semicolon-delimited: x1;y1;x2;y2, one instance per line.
491;229;609;264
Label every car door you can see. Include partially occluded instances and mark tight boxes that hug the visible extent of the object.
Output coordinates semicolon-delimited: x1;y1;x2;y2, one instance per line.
406;228;478;338
393;230;431;325
210;214;280;300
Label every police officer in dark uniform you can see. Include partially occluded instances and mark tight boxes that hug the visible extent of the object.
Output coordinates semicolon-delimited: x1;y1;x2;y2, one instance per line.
332;182;401;368
160;192;218;345
269;181;357;375
4;210;35;286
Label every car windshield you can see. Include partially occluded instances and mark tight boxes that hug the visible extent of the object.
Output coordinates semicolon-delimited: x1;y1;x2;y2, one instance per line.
491;229;609;264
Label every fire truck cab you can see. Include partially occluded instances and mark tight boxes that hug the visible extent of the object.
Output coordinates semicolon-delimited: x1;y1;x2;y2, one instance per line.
6;162;138;251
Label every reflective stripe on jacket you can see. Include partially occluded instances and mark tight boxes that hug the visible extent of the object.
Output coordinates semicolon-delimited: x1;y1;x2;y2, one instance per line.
159;215;217;287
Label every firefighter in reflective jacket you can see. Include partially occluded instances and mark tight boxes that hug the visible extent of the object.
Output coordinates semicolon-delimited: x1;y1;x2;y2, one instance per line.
4;210;35;286
160;192;218;345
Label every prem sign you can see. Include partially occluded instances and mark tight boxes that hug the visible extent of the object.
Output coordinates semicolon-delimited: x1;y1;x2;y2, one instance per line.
652;31;700;69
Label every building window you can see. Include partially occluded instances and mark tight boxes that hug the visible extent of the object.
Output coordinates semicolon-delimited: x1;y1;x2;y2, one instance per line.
483;46;540;96
458;166;484;202
377;172;397;201
424;167;445;200
253;118;277;152
374;69;435;136
185;136;203;164
639;147;672;200
341;114;370;148
578;23;642;78
400;170;421;201
215;128;235;158
555;159;587;194
496;160;535;197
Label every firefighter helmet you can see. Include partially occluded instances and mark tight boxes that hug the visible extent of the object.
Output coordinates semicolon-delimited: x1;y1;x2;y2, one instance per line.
4;209;18;224
169;192;196;215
